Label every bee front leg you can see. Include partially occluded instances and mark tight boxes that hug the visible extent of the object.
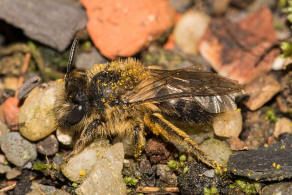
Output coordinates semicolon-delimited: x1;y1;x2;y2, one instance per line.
65;119;102;161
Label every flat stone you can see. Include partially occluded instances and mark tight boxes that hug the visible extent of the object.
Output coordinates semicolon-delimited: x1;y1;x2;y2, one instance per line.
199;7;278;84
262;182;292;195
61;139;110;183
244;74;281;110
1;132;37;167
228;134;292;181
0;0;87;51
80;0;175;59
75;142;126;195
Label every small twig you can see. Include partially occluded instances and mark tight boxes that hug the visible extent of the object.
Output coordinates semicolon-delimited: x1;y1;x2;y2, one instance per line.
0;181;17;192
136;186;179;193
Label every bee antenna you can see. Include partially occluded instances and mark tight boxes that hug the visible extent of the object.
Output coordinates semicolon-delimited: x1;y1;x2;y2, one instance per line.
65;38;79;88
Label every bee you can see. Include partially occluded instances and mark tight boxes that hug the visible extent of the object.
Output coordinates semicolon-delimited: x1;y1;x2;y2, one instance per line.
55;39;242;168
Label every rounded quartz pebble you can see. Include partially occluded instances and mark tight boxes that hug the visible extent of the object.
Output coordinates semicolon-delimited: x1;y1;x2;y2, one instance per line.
213;109;243;138
19;81;59;141
1;132;37;167
37;134;59;156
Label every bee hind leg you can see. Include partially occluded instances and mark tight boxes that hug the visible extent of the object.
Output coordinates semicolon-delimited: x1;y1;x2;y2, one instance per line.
65;119;102;161
133;125;146;158
144;113;220;169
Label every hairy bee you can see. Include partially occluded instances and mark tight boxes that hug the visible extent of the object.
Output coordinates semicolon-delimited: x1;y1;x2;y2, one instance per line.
55;39;242;168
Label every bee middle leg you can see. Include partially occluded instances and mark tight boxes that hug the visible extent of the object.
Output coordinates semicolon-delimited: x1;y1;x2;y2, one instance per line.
144;113;219;169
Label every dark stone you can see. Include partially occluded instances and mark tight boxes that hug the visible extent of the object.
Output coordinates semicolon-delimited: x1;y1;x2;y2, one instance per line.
178;160;232;195
139;155;157;186
37;134;59;156
0;0;87;51
228;134;292;181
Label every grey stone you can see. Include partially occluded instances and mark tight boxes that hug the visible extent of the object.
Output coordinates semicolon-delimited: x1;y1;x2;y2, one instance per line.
1;132;37;167
26;181;57;195
0;120;9;144
203;169;215;178
75;48;107;70
262;182;292;195
75;142;126;195
156;164;177;186
0;0;87;51
169;0;193;13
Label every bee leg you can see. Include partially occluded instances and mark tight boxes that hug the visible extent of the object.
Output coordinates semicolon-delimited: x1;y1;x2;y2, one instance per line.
65;119;102;161
144;113;221;169
133;125;146;158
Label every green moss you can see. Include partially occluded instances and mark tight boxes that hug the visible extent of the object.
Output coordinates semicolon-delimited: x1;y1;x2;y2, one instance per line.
32;162;52;171
265;108;278;123
179;154;187;162
124;177;139;186
203;186;219;195
235;180;261;194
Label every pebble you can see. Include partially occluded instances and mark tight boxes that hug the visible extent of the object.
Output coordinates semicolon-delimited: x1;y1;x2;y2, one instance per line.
37;134;59;156
200;138;232;166
1;132;37;167
80;0;175;59
174;11;210;54
213;109;242;138
244;74;281;111
274;117;292;138
75;48;107;70
19;81;59;141
156;164;177;186
169;0;193;12
26;181;57;195
262;182;292;195
56;128;74;146
203;169;215;178
145;138;172;164
0;0;87;51
75;142;126;195
0;154;6;164
207;0;231;15
0;163;11;174
6;167;22;179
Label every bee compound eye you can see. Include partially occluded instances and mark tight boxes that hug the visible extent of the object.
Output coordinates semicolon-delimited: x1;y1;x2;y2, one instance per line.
78;105;82;111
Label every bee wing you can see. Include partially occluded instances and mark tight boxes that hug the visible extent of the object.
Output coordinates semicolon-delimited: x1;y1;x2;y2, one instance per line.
122;69;243;113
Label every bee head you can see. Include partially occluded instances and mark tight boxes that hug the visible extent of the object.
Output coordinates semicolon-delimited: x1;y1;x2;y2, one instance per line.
60;38;89;127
